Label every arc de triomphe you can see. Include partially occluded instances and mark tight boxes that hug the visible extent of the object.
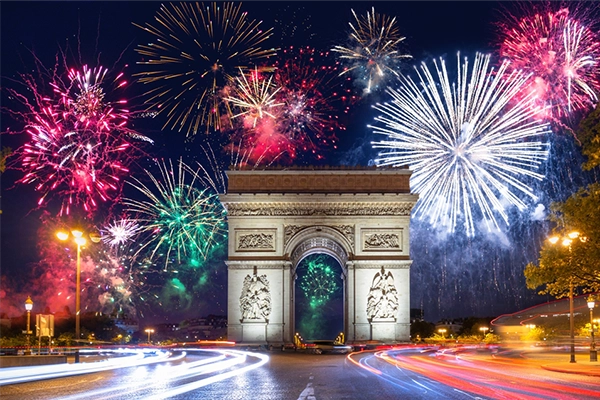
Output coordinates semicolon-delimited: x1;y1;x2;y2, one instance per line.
219;168;418;345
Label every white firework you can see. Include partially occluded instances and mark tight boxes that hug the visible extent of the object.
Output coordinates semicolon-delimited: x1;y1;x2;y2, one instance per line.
370;52;551;236
102;219;141;247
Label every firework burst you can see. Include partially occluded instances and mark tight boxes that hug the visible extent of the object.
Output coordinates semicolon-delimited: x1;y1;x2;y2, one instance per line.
225;46;356;168
299;255;340;309
134;2;277;136
102;219;141;248
333;7;412;94
226;67;283;128
7;63;151;216
123;159;227;271
498;7;600;122
371;52;551;236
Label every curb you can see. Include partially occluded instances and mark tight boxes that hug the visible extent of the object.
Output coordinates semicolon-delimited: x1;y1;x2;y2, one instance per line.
541;364;600;377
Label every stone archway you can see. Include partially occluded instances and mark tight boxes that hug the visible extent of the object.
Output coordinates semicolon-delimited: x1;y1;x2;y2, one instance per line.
220;168;418;345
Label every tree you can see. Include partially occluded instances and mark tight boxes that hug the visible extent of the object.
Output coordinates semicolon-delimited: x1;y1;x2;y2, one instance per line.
0;147;11;214
524;184;600;297
578;102;600;170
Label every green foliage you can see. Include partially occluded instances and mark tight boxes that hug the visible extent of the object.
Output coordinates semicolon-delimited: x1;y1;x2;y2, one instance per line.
411;320;435;341
525;184;600;297
578;102;600;171
0;147;11;173
520;326;546;342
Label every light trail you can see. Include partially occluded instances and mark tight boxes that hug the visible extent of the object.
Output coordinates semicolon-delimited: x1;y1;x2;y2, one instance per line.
1;348;270;399
0;348;177;385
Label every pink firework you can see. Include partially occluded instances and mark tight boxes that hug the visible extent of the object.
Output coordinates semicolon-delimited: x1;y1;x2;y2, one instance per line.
226;46;357;168
499;7;600;122
7;64;152;216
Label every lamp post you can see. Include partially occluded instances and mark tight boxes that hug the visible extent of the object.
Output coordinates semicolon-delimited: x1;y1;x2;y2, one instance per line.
548;231;583;364
480;326;489;339
57;228;101;363
588;296;597;362
24;296;33;355
438;328;447;339
145;328;154;344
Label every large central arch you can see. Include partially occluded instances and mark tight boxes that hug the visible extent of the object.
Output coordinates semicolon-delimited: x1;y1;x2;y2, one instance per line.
219;168;418;345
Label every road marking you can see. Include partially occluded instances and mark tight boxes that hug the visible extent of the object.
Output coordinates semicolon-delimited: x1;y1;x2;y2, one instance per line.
298;376;316;400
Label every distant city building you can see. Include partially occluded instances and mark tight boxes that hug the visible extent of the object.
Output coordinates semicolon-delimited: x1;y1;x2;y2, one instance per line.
435;319;463;336
491;294;593;341
178;315;227;341
113;314;139;336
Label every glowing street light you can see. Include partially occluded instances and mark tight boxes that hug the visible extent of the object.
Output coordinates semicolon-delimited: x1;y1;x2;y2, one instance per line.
145;328;155;344
24;296;33;355
438;328;447;338
548;230;585;364
56;228;101;363
479;326;489;339
588;296;597;362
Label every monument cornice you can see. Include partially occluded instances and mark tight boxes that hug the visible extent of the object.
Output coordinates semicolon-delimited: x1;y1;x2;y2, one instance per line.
221;201;416;217
225;169;412;194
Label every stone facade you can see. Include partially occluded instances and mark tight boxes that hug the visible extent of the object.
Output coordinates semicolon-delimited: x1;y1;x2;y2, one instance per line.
220;168;418;344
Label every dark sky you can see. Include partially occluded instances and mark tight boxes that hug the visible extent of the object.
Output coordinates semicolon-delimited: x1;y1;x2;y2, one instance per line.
1;1;507;321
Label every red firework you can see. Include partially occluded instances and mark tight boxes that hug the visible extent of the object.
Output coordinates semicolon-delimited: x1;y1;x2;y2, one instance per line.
498;6;600;122
226;46;357;168
6;63;151;216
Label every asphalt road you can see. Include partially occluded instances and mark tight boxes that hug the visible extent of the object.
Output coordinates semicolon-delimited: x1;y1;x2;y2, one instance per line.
1;347;599;399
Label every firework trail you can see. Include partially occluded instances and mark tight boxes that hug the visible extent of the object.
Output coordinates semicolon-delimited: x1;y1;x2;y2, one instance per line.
225;46;356;168
226;67;283;128
123;159;227;271
371;52;550;237
332;7;412;94
5;64;152;216
134;2;277;136
498;7;600;123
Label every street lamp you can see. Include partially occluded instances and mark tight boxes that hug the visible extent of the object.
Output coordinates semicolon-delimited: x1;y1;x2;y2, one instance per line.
438;328;447;338
548;231;584;364
57;228;101;363
480;326;489;339
24;296;33;355
588;296;597;362
145;328;154;344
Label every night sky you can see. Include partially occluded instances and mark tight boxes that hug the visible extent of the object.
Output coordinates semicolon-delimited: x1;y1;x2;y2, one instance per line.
1;1;596;326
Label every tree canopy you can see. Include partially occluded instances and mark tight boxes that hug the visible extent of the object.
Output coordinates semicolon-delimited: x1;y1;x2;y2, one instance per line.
579;102;600;170
524;184;600;298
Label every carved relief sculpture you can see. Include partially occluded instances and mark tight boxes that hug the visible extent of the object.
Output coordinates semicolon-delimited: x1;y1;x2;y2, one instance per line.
366;267;399;320
239;273;272;321
237;233;274;250
364;233;400;249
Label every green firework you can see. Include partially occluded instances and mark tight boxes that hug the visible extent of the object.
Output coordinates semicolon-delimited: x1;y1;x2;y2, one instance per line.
124;159;227;270
299;255;340;309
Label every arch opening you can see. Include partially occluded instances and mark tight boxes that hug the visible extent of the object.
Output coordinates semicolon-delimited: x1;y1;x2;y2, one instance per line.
295;253;344;341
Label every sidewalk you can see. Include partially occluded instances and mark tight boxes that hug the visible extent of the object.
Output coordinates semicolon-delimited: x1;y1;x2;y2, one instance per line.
522;349;600;376
541;360;600;376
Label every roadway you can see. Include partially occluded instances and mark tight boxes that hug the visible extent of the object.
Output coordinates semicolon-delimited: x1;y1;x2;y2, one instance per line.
1;346;599;399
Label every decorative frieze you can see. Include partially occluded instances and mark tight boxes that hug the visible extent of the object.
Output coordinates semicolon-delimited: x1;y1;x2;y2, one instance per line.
225;202;414;217
235;229;276;252
284;224;355;251
361;229;403;252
